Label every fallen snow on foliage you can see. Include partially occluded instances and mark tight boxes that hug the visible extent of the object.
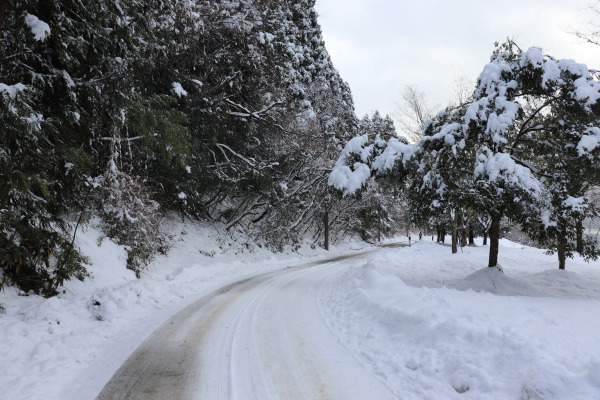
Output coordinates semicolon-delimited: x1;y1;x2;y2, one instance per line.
578;127;600;157
0;218;369;400
329;134;417;196
25;14;50;41
372;137;417;172
319;239;600;400
474;149;543;196
172;81;188;97
328;134;373;196
0;82;27;99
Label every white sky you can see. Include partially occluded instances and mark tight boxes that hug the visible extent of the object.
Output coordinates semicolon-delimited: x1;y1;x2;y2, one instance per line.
315;0;600;124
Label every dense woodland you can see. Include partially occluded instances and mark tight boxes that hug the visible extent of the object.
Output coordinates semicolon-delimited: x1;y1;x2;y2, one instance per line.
1;1;599;297
0;0;408;296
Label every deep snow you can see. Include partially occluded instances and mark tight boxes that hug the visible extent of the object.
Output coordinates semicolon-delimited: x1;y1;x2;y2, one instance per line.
0;219;370;400
319;239;600;400
1;222;599;400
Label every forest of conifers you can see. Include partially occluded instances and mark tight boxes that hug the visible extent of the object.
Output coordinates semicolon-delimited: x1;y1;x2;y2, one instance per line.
1;1;406;296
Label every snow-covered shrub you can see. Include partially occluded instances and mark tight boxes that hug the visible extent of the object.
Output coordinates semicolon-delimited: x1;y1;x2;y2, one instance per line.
96;159;166;277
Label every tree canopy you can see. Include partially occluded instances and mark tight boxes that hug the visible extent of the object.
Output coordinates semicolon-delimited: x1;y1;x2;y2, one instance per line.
330;41;600;269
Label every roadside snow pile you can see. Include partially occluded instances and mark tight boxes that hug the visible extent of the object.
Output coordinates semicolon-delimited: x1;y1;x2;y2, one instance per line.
447;264;536;296
0;218;369;400
319;240;600;400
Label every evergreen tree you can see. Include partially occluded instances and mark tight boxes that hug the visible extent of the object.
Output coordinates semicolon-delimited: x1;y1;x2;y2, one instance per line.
330;41;600;269
0;1;92;295
0;0;192;289
0;0;368;295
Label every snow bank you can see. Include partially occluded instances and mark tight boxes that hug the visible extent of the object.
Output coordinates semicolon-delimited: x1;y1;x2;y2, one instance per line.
0;218;369;400
319;240;600;400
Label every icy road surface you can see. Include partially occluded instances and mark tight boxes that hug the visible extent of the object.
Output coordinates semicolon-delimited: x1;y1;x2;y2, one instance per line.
96;250;402;400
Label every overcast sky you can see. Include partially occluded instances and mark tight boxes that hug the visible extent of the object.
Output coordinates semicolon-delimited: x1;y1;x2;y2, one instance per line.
315;0;600;125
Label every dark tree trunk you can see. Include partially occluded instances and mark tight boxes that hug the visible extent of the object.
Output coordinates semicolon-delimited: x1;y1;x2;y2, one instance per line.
483;231;488;246
576;220;584;254
557;225;567;270
451;212;458;254
441;227;446;243
488;214;501;267
468;226;474;245
324;211;329;251
436;225;441;242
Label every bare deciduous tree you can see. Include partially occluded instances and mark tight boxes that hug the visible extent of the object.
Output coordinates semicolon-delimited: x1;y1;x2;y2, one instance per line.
393;84;436;143
572;1;600;46
449;72;474;108
395;75;473;143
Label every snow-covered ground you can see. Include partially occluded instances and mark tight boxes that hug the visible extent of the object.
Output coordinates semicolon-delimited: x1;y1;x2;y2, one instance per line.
319;239;600;400
2;222;600;400
0;219;370;400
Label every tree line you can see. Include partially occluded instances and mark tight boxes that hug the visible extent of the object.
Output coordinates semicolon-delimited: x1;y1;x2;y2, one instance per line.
0;0;410;296
330;41;600;270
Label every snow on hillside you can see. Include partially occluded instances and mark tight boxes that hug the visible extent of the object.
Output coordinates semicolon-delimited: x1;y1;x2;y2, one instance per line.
319;239;600;400
0;218;370;400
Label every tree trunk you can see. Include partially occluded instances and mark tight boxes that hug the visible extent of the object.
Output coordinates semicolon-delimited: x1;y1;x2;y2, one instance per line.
456;210;467;247
436;225;441;242
483;231;488;246
461;229;468;247
488;214;501;267
451;211;458;254
377;203;381;243
576;219;584;254
441;227;446;243
557;225;567;270
324;211;329;251
468;226;474;245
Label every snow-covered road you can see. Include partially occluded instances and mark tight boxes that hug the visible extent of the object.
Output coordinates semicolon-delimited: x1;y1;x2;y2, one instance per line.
5;225;600;400
96;252;399;400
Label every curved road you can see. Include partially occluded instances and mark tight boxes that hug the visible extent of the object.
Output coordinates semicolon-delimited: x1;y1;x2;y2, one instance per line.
96;248;403;400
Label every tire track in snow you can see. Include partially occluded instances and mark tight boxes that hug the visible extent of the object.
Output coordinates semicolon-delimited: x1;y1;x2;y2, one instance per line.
96;246;406;399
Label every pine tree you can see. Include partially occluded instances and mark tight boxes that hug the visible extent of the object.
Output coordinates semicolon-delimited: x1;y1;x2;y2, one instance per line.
0;0;193;288
0;1;91;295
330;41;600;269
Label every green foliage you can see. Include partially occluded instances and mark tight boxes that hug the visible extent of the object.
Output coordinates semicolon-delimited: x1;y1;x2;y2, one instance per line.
0;0;363;295
127;94;190;169
0;207;89;296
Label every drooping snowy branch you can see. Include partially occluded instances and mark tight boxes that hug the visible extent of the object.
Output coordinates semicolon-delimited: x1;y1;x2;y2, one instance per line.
577;127;600;158
328;134;374;196
24;14;50;41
